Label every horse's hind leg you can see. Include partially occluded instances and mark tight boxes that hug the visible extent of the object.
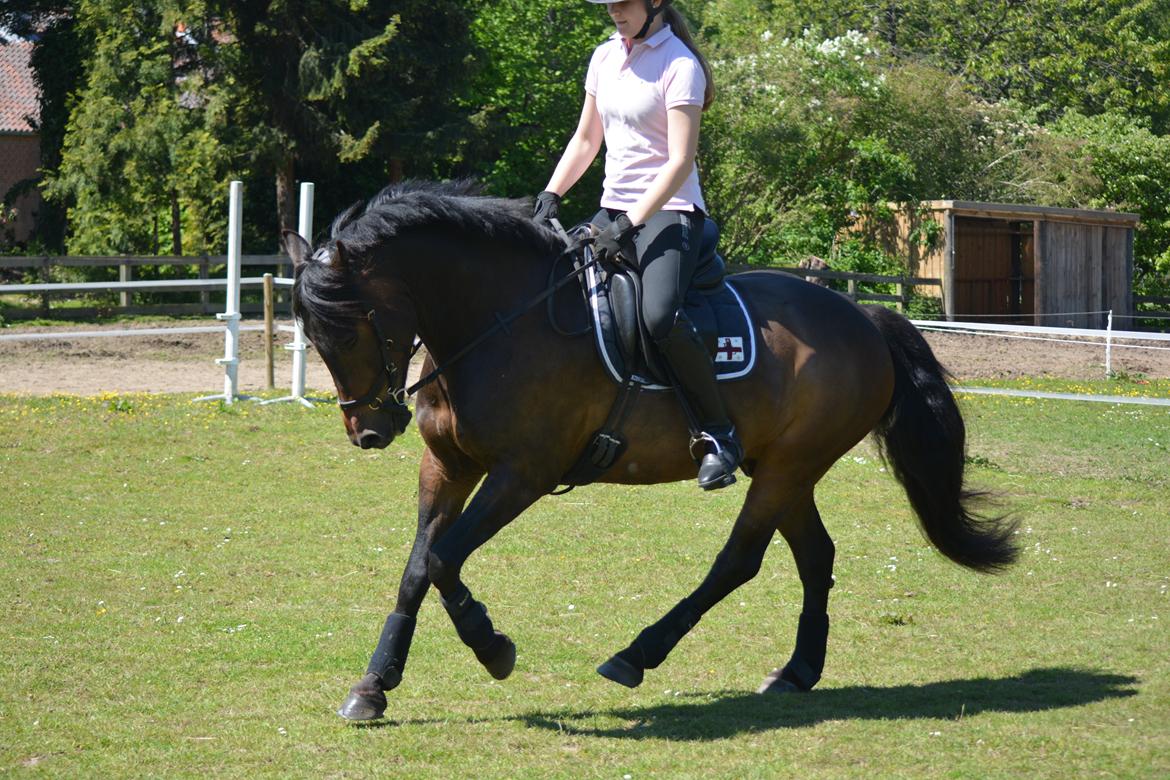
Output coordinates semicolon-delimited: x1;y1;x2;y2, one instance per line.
338;449;481;721
758;496;835;694
597;477;786;688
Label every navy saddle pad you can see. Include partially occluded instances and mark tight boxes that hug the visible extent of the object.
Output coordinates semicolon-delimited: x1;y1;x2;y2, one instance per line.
580;220;757;390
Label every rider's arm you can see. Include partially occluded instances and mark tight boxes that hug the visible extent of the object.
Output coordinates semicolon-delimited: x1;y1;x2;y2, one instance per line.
624;103;701;226
544;93;604;197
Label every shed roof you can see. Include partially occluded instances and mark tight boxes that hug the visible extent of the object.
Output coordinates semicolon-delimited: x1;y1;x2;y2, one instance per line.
0;38;39;135
923;200;1140;228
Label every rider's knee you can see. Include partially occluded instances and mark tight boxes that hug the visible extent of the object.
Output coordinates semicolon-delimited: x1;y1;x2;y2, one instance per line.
647;306;686;344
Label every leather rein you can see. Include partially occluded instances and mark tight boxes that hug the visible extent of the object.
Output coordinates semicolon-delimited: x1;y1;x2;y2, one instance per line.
336;224;598;415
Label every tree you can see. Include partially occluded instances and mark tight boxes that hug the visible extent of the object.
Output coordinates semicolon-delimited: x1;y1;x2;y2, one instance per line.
210;0;476;242
725;0;1170;134
454;0;608;218
40;1;236;255
1;0;90;251
1026;111;1170;294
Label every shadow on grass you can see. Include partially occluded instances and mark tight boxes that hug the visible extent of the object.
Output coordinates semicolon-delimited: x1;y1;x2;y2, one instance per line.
516;667;1138;741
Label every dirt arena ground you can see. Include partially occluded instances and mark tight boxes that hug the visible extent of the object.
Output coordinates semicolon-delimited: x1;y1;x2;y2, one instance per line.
1;318;1168;396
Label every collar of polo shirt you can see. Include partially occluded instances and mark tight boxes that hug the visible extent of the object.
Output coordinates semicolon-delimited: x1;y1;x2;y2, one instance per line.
608;23;673;48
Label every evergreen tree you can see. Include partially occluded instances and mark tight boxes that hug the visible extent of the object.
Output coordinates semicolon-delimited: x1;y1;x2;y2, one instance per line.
210;0;475;241
42;0;233;255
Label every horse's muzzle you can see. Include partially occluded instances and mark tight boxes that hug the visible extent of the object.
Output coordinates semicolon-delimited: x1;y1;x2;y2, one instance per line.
346;405;411;449
354;429;392;449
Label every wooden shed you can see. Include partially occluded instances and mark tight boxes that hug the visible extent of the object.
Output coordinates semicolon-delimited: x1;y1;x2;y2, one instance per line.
857;201;1140;328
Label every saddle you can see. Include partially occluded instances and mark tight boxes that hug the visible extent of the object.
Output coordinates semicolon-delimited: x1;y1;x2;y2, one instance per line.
582;218;757;390
555;218;756;491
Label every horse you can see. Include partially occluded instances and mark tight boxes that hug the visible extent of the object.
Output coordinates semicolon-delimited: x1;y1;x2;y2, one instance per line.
283;180;1017;721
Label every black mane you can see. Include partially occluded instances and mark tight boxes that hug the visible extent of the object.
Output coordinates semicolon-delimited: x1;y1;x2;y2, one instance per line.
294;180;565;330
329;179;563;262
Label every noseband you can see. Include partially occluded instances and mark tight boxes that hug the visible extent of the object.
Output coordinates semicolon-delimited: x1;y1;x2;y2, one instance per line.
337;309;419;432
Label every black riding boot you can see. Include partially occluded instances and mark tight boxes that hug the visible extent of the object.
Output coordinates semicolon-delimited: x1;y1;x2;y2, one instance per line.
655;313;743;490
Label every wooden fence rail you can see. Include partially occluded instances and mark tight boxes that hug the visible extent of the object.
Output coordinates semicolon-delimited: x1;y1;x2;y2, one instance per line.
764;266;942;312
0;254;288;318
1130;294;1170;326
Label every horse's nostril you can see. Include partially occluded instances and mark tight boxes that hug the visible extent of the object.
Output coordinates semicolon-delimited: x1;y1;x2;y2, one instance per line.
358;431;385;449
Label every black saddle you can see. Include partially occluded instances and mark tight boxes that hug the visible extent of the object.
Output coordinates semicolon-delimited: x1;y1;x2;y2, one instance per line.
580;218;756;389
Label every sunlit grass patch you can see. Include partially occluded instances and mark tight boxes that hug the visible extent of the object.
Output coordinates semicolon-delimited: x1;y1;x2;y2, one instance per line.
0;392;1166;777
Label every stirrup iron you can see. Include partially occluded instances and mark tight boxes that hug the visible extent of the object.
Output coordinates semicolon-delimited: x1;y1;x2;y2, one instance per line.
693;427;742;491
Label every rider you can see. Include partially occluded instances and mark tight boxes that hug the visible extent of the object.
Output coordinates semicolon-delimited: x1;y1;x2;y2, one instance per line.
533;0;742;490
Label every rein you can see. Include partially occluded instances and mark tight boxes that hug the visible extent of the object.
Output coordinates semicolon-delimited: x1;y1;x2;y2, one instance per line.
340;225;597;412
405;235;598;397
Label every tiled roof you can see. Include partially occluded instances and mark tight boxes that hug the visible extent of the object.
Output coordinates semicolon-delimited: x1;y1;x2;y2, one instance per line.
0;39;39;134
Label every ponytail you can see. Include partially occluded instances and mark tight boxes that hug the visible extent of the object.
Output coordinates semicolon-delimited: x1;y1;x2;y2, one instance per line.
663;4;714;110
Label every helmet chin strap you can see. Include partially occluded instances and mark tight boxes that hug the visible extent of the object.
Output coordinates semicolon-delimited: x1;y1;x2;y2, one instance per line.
633;0;666;39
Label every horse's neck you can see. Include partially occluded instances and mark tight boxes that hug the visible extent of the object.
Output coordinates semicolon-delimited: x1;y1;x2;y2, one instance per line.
391;235;545;362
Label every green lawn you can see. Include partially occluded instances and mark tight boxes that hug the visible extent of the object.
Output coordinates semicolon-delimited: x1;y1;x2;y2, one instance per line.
0;388;1167;778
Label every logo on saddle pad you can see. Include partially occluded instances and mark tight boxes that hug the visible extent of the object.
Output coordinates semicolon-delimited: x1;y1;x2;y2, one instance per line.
715;337;745;363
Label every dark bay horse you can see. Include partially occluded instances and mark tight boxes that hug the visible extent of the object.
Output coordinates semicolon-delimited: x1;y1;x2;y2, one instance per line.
283;181;1017;721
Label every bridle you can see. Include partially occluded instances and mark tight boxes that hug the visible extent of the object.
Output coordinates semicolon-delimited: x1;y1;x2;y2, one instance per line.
336;308;420;431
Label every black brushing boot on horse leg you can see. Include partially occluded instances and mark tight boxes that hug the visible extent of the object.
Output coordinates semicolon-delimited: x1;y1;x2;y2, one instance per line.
421;469;547;684
655;311;743;489
440;584;517;680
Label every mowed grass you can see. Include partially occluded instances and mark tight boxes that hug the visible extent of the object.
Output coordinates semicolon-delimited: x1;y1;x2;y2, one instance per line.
0;388;1167;778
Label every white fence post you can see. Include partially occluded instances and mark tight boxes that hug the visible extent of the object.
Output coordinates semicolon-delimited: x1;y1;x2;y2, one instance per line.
291;182;312;400
1105;309;1113;378
262;181;315;407
196;180;244;404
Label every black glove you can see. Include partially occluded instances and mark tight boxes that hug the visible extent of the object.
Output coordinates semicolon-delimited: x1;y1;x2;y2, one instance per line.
532;190;561;226
594;213;640;265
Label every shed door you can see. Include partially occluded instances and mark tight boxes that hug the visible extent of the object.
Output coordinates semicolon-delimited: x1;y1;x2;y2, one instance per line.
953;217;1034;321
1034;221;1131;328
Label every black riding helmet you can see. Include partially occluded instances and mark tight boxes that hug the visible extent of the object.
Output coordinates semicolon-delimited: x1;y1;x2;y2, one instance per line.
586;0;669;40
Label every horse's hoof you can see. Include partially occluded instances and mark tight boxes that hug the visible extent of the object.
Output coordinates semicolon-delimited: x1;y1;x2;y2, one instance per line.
756;668;804;695
337;674;388;721
597;654;644;688
481;632;516;680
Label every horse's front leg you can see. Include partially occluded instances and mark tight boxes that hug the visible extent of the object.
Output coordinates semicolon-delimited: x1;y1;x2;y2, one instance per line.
338;449;481;721
425;466;546;682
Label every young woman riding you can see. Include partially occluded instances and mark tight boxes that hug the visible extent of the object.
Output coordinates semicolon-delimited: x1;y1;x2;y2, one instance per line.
533;0;742;490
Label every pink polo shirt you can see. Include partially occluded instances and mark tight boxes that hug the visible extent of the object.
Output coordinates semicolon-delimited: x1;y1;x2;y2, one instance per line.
585;24;707;213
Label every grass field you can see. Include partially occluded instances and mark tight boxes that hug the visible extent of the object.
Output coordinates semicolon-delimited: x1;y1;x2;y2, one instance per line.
1;386;1167;778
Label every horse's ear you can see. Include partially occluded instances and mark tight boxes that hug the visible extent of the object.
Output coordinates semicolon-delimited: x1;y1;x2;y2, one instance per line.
282;230;312;269
333;239;350;271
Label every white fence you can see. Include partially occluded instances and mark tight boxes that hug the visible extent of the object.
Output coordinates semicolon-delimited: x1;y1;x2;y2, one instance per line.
0;180;306;405
912;316;1170;377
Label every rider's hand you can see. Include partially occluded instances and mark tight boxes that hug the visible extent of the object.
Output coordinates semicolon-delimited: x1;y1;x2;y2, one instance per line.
594;213;640;266
532;191;561;227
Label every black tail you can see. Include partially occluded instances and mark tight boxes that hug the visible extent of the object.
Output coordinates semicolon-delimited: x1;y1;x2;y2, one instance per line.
865;306;1018;573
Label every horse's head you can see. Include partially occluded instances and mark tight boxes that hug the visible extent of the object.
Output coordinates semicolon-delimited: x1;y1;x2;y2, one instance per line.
285;231;417;449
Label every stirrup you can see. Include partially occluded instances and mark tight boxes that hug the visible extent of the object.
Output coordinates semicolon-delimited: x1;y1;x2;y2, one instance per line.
692;428;743;491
